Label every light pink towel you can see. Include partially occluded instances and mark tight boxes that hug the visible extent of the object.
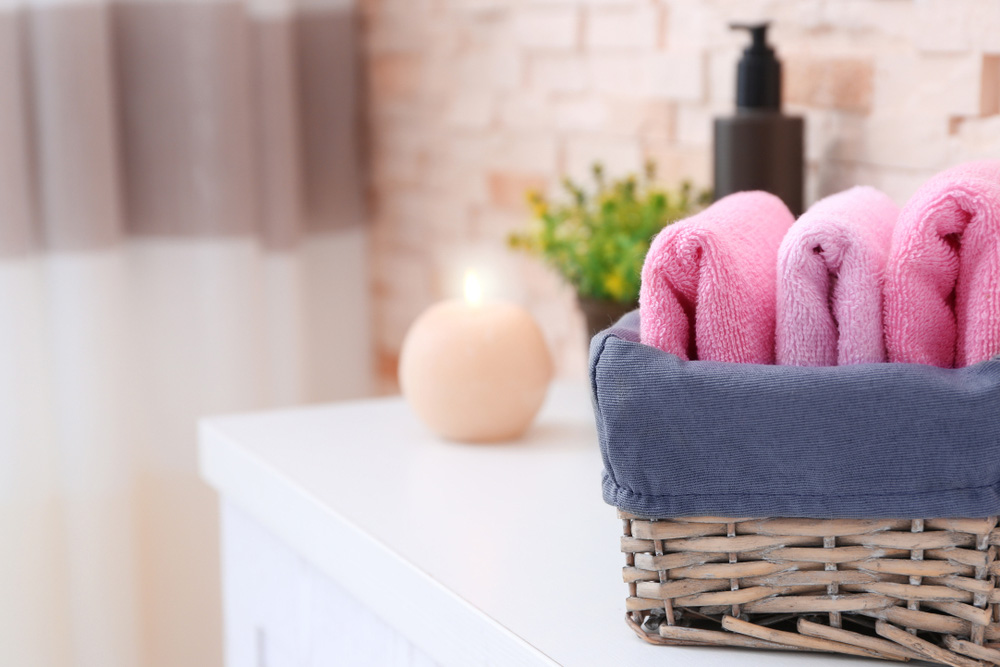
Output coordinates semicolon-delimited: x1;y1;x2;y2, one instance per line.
640;191;794;363
885;160;1000;368
776;186;899;366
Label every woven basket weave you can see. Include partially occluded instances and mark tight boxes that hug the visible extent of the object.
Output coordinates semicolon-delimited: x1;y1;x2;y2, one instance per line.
621;511;1000;665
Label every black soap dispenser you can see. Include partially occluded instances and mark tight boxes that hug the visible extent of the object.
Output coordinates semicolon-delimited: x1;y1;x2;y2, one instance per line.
713;23;804;215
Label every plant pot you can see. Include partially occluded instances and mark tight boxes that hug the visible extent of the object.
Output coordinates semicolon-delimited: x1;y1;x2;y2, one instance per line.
578;296;637;341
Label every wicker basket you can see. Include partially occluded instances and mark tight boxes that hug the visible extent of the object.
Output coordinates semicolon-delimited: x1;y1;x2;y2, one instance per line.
621;511;1000;666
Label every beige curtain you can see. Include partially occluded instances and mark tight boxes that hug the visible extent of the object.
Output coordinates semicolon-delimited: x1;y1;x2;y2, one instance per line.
0;0;370;665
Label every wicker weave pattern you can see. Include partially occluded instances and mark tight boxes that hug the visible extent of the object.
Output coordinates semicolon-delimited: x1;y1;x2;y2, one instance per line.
621;511;1000;665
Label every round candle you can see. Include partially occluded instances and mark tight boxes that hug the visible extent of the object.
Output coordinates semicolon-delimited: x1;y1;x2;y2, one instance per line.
399;272;553;443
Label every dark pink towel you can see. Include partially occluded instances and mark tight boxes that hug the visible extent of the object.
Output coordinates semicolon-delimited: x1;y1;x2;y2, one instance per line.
885;160;1000;368
776;187;899;366
639;191;795;363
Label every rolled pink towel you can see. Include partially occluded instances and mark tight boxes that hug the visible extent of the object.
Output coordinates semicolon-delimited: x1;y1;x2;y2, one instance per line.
776;186;899;366
640;191;794;363
885;160;1000;368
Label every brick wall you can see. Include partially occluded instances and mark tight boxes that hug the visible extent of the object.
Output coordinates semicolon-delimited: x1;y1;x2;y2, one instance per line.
362;0;1000;389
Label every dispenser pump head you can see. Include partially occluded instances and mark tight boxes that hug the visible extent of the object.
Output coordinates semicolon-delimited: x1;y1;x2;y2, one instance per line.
731;22;781;111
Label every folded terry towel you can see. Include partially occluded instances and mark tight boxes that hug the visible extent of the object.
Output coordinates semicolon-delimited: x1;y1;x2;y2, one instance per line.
885;160;1000;368
639;191;795;363
776;186;899;366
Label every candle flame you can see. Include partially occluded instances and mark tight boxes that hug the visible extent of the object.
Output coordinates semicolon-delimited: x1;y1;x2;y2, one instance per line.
464;270;482;306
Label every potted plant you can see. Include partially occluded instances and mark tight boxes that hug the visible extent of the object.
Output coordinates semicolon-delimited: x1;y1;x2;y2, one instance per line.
508;161;711;338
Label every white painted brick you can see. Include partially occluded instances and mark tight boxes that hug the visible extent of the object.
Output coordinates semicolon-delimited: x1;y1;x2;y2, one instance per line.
810;161;932;209
646;51;704;102
498;93;554;130
809;160;869;205
873;53;984;117
423;197;475;242
589;53;645;95
664;0;740;50
804;161;823;207
454;48;524;92
512;7;580;50
949;115;1000;163
978;6;1000;53
374;248;433;302
663;0;709;49
641;141;711;188
376;211;424;247
423;163;490;206
527;291;587;380
860;112;950;171
803;109;865;164
564;134;643;183
487;132;560;172
433;134;492;169
530;55;589;93
380;291;432;351
759;0;826;32
585;6;659;50
366;15;434;54
914;0;999;53
473;209;533;250
605;99;673;138
707;48;737;106
441;0;509;13
553;97;608;130
445;91;495;129
529;0;632;5
819;0;917;42
370;124;430;186
774;27;888;58
675;104;712;146
869;169;937;207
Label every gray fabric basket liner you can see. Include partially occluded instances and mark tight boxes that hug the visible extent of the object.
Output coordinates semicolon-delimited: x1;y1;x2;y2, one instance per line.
591;310;1000;519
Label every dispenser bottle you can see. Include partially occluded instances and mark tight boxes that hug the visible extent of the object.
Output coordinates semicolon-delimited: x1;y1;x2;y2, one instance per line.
713;23;804;215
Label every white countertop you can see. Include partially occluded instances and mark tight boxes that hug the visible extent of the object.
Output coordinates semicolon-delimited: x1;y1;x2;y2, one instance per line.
199;382;885;667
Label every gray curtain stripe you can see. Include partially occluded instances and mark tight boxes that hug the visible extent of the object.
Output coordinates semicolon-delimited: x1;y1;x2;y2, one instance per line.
30;3;124;252
297;7;365;233
0;1;363;258
252;17;303;250
0;10;37;257
115;1;258;239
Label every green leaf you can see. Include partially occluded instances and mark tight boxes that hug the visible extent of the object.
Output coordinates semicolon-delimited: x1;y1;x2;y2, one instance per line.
507;161;711;303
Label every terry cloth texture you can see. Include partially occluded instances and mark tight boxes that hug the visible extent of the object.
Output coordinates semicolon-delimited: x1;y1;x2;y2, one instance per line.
639;191;795;363
885;160;1000;368
592;310;1000;519
777;186;899;366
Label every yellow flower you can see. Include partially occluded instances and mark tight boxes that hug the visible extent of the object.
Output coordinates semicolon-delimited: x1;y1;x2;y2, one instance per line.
602;271;627;301
530;200;549;217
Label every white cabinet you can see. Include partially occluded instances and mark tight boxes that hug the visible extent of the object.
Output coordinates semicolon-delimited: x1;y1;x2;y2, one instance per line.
221;501;437;667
